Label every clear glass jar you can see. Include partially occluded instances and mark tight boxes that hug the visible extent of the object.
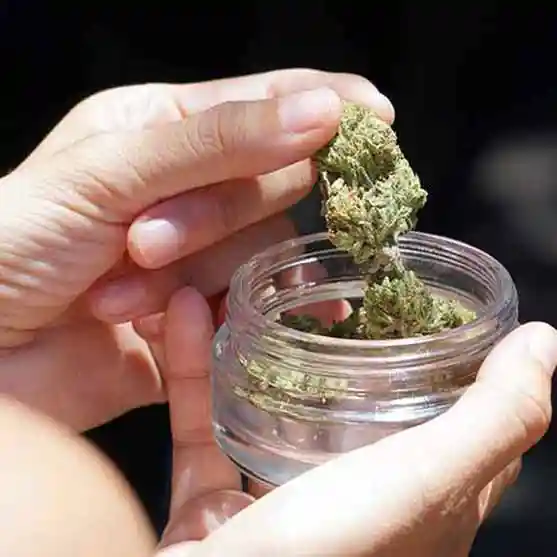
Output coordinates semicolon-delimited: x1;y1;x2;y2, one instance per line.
211;231;518;488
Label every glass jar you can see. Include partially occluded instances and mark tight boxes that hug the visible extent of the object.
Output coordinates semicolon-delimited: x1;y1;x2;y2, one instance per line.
211;231;518;488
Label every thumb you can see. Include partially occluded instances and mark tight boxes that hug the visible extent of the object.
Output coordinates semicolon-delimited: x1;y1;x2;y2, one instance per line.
0;88;341;336
191;322;557;557
422;320;557;484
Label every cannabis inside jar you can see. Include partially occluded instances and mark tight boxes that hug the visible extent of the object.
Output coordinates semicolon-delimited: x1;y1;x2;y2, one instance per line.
282;102;475;340
212;231;518;487
211;105;517;488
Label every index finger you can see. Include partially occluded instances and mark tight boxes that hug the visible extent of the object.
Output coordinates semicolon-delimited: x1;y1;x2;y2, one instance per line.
27;69;393;164
169;68;394;123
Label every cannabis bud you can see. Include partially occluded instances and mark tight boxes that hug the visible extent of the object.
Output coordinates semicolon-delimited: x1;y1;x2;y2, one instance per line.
286;102;475;339
315;103;427;267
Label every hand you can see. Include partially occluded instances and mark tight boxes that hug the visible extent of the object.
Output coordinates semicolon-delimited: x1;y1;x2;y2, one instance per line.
152;298;557;556
0;69;394;430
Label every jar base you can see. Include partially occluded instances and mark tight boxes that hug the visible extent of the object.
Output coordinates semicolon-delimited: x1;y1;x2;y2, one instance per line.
214;423;315;488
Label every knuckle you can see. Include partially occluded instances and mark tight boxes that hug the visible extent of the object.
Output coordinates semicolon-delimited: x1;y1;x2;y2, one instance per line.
190;101;251;159
215;101;252;153
67;134;151;220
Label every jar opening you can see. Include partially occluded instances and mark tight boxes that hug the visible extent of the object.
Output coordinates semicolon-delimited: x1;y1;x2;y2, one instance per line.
225;231;517;373
212;232;518;487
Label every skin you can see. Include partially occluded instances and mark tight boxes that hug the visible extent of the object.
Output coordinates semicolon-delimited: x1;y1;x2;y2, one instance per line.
0;69;555;556
0;397;155;557
0;68;394;431
2;288;556;557
139;298;557;557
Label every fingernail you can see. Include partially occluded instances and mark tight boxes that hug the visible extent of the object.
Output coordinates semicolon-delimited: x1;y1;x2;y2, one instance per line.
94;278;146;318
135;312;165;340
526;322;557;374
163;490;254;545
131;218;183;268
374;92;395;122
279;87;341;133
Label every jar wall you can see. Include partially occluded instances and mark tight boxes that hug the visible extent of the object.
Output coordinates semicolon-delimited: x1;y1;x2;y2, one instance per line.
211;232;518;487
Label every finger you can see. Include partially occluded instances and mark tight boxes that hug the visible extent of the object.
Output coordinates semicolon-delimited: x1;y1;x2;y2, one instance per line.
93;214;351;327
27;68;392;164
160;287;245;545
132;312;167;372
0;320;164;430
162;490;254;546
89;214;297;323
0;89;341;333
422;321;557;488
478;458;522;521
127;76;393;270
277;262;353;327
53;88;342;220
247;479;273;499
169;68;394;123
133;312;166;342
157;541;201;557
189;322;557;557
127;159;314;268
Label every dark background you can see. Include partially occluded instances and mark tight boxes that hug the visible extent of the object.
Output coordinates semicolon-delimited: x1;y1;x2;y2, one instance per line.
2;3;557;554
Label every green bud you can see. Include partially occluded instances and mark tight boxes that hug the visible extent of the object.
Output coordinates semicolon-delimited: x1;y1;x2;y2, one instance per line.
288;101;476;339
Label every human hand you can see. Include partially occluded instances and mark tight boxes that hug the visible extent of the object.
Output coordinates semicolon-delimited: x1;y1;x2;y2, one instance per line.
152;297;557;556
0;69;394;430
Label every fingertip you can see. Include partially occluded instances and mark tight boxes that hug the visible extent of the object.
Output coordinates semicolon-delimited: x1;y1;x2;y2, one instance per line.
375;93;395;124
277;87;342;135
266;68;395;124
163;288;215;380
163;490;254;546
425;320;557;486
520;321;557;374
127;218;183;270
167;287;214;336
332;73;395;124
86;277;149;323
478;321;557;382
133;312;165;342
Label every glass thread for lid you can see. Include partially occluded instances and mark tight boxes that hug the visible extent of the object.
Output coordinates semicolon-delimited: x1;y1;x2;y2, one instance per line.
224;232;517;421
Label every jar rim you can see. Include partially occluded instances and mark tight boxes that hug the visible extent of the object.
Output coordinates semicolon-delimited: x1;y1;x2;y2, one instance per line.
227;231;516;353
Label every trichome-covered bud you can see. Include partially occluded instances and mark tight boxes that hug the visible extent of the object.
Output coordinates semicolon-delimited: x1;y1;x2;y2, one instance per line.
314;103;427;266
296;101;476;339
362;270;476;339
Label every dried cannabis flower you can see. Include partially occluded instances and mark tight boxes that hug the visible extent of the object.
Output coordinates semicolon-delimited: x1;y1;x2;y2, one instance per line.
361;270;476;339
235;103;477;415
315;103;426;267
286;102;476;339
